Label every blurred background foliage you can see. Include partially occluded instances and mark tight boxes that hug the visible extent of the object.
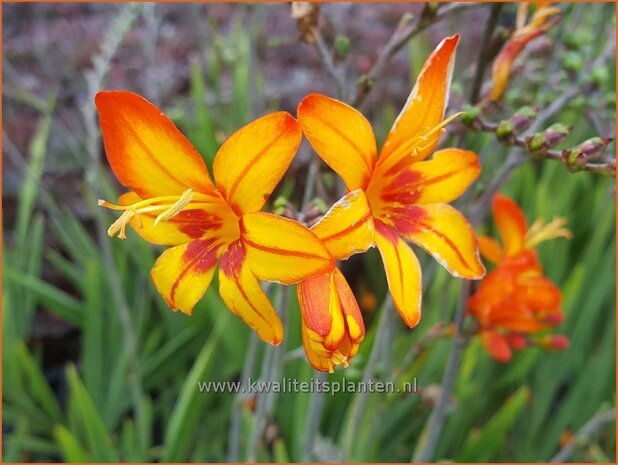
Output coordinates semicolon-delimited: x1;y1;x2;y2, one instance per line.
2;2;616;463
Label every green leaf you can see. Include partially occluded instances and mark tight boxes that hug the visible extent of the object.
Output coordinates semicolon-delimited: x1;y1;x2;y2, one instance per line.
65;364;119;462
458;386;531;462
162;311;230;461
53;425;89;463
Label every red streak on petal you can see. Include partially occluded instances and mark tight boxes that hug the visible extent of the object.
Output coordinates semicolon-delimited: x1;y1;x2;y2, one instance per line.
173;209;223;239
320;210;373;243
219;240;247;277
170;238;220;305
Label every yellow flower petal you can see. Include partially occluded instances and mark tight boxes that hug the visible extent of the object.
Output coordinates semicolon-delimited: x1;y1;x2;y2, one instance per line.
389;203;485;279
379;35;459;163
218;241;284;345
95;91;217;199
298;93;377;190
150;239;221;315
311;189;374;260
213;112;302;215
240;212;334;284
374;221;422;328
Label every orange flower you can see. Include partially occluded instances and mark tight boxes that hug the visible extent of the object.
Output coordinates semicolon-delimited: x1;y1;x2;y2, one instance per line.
298;189;373;372
96;91;334;346
490;2;561;101
469;193;571;362
297;35;485;332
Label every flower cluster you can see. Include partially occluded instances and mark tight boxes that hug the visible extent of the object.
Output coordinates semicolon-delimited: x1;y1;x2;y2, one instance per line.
468;194;571;362
96;35;568;372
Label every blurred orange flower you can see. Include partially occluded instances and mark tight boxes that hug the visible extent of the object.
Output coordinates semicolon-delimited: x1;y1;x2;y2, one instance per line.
469;194;571;362
490;2;561;101
96;91;334;346
298;35;485;335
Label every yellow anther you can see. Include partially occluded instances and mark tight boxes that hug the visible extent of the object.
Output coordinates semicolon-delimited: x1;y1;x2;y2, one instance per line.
331;352;349;368
153;189;194;226
107;209;137;239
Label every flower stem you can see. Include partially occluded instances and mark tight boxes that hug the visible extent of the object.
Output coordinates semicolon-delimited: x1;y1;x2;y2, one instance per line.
412;281;472;462
342;295;393;459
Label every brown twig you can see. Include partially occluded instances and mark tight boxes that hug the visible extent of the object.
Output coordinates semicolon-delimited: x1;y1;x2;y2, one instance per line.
313;27;347;100
550;408;616;462
412;281;472;462
473;117;616;177
351;2;483;108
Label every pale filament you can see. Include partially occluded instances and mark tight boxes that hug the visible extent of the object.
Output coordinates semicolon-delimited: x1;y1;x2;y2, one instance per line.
379;112;463;171
99;189;215;239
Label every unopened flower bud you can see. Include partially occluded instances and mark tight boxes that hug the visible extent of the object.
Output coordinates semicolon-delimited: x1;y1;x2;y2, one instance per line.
335;35;350;60
591;66;610;88
562;137;612;170
526;124;570;155
510;106;538;133
544;123;570;147
526;133;547;154
506;333;527;350
538;334;570;351
460;105;481;128
562;51;584;73
543;311;564;327
496;120;514;142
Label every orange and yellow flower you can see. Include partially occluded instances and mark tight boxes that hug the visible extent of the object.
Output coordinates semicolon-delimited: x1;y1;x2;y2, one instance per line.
468;193;571;362
490;2;561;101
298;189;374;372
96;91;334;346
297;35;485;334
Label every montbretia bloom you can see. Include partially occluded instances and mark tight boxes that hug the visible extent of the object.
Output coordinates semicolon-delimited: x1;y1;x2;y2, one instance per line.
298;35;485;329
490;2;561;101
468;194;571;362
96;91;333;345
298;189;373;372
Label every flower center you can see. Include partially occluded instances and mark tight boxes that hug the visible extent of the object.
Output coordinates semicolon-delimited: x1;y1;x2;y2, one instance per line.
99;189;220;239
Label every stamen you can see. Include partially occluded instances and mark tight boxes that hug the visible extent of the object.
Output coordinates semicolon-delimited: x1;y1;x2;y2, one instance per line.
379;112;463;172
107;209;136;239
153;189;194;226
525;217;572;249
99;189;215;239
332;352;349;368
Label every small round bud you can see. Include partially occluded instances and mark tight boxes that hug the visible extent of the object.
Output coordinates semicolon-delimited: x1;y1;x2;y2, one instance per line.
538;334;570;351
334;35;350;60
527;133;547;153
544;123;570;148
460;105;481;128
510;106;538;133
562;52;584;73
591;66;610;88
496;120;514;141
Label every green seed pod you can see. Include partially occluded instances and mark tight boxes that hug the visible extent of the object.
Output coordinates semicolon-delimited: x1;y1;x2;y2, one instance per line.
334;35;350;60
496;120;514;141
562;52;584;73
460;105;481;128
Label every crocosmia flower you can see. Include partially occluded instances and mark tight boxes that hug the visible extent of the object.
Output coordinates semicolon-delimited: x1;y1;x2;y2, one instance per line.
297;35;485;330
490;2;561;101
298;189;373;372
96;91;333;345
468;193;571;362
